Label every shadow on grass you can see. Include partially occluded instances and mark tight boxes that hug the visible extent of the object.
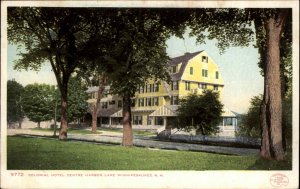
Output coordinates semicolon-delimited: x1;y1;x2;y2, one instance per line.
247;151;292;170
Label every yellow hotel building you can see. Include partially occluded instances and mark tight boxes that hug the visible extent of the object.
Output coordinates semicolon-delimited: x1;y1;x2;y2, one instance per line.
87;50;238;135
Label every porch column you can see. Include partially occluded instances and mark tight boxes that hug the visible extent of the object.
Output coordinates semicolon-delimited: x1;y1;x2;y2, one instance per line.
164;116;171;135
151;116;155;126
222;118;225;131
109;117;112;126
235;118;238;130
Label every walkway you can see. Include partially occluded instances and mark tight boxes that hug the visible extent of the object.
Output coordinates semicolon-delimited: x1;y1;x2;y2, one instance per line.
7;129;259;156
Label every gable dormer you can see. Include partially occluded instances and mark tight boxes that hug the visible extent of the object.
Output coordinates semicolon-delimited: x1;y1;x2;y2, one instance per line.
169;63;182;74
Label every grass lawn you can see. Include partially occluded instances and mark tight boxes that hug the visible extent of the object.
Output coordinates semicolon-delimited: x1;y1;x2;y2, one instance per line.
7;136;292;170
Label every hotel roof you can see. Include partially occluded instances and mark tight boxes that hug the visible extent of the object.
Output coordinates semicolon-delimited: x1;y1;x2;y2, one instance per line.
169;51;203;81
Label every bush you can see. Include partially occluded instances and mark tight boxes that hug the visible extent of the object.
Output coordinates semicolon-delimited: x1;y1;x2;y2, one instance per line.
237;94;292;151
174;90;223;135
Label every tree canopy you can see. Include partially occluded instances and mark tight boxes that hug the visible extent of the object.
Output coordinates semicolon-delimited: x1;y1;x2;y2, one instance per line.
188;8;291;160
7;80;24;128
21;83;56;128
237;95;262;138
7;7;104;139
174;90;223;135
56;77;89;123
87;9;190;146
100;9;182;97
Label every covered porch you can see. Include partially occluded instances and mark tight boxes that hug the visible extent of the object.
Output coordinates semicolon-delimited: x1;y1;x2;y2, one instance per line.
219;107;238;132
149;105;179;134
97;108;123;126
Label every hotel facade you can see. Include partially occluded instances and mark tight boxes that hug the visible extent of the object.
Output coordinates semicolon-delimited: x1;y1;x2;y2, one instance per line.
87;51;238;135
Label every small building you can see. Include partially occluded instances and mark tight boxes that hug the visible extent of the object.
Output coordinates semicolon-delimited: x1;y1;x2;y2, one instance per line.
219;107;239;134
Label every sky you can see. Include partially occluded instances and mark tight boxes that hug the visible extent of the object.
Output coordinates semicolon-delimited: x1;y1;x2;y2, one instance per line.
7;30;264;114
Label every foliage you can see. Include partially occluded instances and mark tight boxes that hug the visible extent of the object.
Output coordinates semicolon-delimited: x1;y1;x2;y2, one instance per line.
77;8;192;96
7;80;24;126
55;77;89;122
189;9;254;53
7;7;99;72
237;93;293;150
7;7;104;139
80;9;191;146
175;90;223;135
282;93;292;150
67;77;89;122
237;95;262;138
189;8;291;160
100;9;175;97
21;83;56;127
250;9;290;160
250;9;292;96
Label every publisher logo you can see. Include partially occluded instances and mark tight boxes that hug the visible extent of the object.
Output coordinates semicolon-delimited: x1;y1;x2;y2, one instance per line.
270;173;289;188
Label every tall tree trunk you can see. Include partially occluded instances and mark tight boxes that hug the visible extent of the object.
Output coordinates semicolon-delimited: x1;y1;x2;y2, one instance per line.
57;31;76;140
59;82;68;140
37;122;40;128
91;103;98;133
122;93;133;147
260;10;288;160
53;97;58;136
260;95;271;158
92;75;106;133
280;61;289;151
18;118;22;129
